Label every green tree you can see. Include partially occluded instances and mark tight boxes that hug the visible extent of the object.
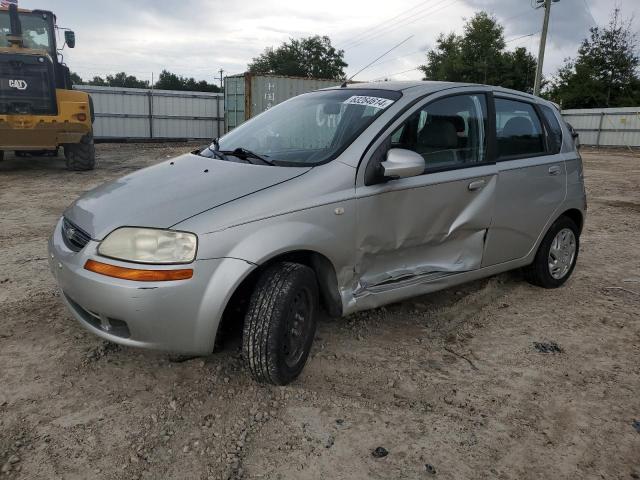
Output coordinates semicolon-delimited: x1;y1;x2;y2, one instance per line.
87;72;148;88
419;12;537;93
248;35;347;79
69;71;83;85
106;72;149;88
154;70;220;92
546;8;640;108
87;76;108;86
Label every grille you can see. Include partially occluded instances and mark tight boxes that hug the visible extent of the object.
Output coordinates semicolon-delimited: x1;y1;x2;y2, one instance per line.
0;53;57;115
62;218;91;252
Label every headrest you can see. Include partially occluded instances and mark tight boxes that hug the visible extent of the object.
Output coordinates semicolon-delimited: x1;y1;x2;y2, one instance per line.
451;115;466;133
418;116;458;149
503;116;534;137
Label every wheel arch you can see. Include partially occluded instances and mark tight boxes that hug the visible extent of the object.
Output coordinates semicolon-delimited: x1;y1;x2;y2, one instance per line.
560;208;584;234
215;249;342;347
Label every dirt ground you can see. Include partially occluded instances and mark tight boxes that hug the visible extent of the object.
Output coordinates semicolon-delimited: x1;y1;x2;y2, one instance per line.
0;144;638;480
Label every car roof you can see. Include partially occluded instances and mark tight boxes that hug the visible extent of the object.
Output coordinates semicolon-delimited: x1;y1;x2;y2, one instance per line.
333;80;546;103
336;80;471;92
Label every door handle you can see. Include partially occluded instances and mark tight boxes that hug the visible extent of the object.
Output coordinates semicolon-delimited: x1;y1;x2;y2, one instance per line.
468;179;486;191
548;165;561;175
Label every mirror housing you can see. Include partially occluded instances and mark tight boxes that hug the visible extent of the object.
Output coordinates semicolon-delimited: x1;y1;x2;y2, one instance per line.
381;148;425;180
64;30;76;48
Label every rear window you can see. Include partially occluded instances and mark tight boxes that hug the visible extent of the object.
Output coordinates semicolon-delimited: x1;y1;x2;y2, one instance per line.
539;104;563;154
495;98;545;159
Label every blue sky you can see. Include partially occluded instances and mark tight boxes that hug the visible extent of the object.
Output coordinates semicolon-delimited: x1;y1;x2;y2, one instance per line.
20;0;639;84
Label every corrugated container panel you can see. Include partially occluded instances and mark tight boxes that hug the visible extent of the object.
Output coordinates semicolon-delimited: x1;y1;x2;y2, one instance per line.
224;76;245;130
224;74;341;131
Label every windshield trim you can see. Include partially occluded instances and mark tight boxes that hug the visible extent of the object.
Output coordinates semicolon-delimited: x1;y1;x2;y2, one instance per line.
218;88;403;168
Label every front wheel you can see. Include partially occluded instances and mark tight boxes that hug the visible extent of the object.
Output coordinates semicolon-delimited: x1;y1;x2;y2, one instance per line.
242;262;318;385
524;216;579;288
64;132;96;171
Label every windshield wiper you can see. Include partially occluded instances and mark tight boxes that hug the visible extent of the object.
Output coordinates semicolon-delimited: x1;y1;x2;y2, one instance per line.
200;138;228;161
226;147;275;166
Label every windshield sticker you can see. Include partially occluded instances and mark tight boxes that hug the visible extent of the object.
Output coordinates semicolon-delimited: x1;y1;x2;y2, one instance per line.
343;96;395;109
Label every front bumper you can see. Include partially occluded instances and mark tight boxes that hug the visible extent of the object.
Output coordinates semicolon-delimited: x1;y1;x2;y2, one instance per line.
48;218;254;354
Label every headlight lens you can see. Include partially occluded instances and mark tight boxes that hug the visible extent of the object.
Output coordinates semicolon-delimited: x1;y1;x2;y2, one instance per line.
98;228;197;264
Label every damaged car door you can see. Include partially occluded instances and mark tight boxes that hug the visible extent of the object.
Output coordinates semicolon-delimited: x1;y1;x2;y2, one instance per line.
353;91;496;301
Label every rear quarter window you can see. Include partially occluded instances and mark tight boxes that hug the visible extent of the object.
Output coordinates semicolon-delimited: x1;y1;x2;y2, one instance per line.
539;104;563;154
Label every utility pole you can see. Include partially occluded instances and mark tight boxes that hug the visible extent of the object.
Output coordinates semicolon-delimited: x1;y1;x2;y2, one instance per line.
533;0;555;96
218;69;224;91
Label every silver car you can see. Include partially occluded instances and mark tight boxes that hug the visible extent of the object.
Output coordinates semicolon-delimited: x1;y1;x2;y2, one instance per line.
49;82;586;385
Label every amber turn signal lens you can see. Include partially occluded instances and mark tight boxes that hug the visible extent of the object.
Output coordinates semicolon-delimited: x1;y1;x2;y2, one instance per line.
75;113;87;121
84;259;193;281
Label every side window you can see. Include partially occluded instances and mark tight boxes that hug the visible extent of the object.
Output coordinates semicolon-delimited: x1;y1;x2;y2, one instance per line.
495;98;545;158
389;94;488;172
539;104;563;154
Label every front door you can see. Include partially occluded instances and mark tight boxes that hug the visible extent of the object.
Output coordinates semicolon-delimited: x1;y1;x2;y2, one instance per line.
354;91;497;299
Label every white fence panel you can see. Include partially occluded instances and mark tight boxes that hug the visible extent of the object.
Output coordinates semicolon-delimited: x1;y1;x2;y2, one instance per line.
74;85;223;140
562;107;640;147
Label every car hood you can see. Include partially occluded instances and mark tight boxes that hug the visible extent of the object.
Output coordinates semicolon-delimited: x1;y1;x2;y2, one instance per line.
64;153;311;240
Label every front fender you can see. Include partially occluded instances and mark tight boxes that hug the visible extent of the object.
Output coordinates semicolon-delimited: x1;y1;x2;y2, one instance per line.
197;202;357;297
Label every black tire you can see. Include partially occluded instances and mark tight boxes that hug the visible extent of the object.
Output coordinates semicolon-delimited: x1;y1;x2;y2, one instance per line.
524;216;579;288
64;132;96;171
0;151;3;161
242;262;318;385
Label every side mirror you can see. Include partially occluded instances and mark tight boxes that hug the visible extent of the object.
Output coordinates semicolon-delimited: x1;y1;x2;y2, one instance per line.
64;30;76;48
381;148;425;180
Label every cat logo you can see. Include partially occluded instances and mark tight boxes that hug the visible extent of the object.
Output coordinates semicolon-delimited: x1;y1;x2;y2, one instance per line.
8;79;28;90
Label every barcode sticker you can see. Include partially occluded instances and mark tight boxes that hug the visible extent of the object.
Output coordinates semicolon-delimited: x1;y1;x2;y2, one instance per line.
343;96;394;109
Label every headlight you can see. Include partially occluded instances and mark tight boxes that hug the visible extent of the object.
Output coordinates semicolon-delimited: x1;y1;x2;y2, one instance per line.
98;227;197;264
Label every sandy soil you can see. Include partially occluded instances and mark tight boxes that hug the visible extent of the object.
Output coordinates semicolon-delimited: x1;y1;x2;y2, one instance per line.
0;144;639;480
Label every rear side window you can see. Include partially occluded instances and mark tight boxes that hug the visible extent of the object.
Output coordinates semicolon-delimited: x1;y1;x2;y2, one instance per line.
539;104;563;154
495;98;545;159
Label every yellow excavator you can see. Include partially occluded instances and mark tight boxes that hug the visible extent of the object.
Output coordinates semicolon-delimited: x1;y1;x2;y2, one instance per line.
0;4;95;170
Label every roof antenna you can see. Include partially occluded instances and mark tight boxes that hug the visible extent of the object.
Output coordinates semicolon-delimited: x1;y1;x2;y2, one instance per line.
341;35;414;87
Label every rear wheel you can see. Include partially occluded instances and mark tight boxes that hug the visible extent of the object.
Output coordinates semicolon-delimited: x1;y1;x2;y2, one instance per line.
524;216;579;288
242;262;318;385
64;132;96;171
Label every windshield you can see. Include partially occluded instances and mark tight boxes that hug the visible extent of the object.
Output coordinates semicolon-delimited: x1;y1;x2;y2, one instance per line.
0;11;54;54
217;89;401;166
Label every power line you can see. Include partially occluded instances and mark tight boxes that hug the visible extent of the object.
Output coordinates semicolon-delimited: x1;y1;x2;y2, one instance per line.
582;0;597;25
345;0;457;50
345;0;459;51
369;67;422;81
338;0;442;49
373;48;429;67
347;35;414;81
505;31;540;44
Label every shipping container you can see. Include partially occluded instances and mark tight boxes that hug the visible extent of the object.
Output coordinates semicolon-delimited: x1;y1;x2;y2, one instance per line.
74;85;223;140
224;73;342;131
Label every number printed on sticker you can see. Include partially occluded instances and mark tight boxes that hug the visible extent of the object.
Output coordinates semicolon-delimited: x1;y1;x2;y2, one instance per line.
343;96;394;109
